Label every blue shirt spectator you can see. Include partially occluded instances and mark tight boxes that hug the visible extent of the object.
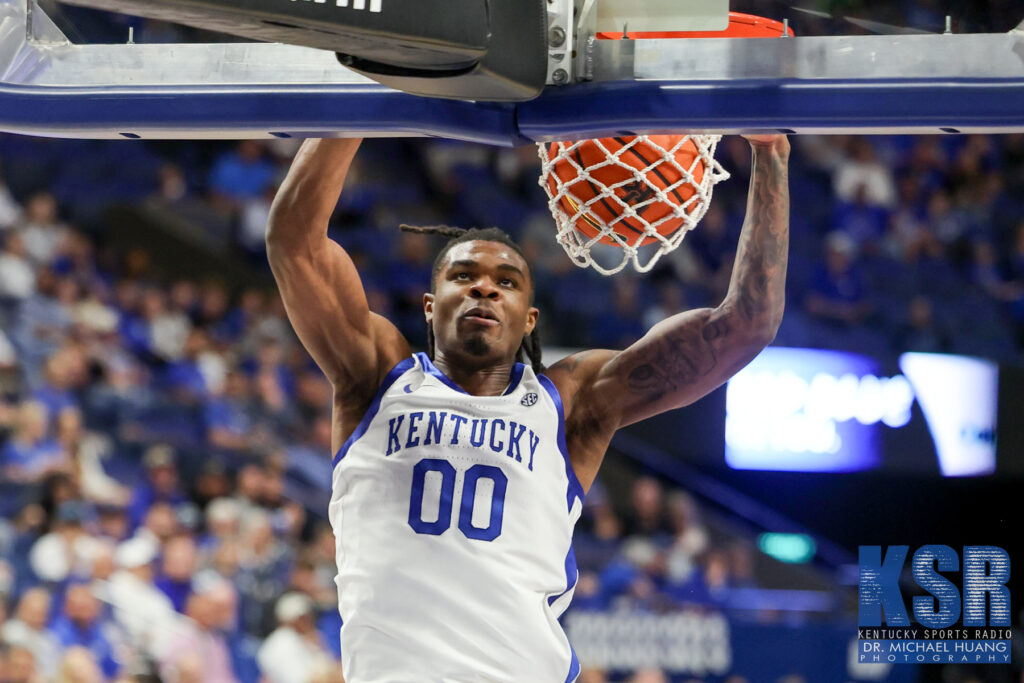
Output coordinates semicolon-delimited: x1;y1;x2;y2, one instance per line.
208;141;277;202
1;401;67;483
804;231;873;327
48;584;119;678
127;445;189;530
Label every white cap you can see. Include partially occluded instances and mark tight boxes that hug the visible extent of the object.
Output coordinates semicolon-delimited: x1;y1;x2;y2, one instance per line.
115;535;158;569
274;592;314;623
206;497;241;525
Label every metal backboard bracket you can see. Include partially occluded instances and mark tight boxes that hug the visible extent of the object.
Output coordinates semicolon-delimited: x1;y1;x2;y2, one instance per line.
1;0;1023;144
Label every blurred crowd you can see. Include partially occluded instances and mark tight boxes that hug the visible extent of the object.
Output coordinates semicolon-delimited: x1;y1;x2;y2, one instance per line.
7;129;1023;366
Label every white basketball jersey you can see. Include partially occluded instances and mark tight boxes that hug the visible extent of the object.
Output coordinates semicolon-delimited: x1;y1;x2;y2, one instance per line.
328;352;585;683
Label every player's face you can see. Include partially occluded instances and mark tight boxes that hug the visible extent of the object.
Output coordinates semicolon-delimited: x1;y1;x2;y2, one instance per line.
424;241;538;363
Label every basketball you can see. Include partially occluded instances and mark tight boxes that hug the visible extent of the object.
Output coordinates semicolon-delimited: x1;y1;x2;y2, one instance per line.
545;135;706;247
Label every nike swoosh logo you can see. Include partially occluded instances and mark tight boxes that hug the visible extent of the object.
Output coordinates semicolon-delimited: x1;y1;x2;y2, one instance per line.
403;384;413;393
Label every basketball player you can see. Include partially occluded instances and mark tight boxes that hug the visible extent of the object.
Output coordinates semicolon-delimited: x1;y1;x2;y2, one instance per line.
266;134;789;681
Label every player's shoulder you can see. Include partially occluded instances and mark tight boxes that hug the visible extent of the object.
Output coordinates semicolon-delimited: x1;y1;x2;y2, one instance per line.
545;349;617;382
542;349;618;412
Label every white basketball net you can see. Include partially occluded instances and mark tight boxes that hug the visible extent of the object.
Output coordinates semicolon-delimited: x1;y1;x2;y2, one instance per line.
537;135;730;275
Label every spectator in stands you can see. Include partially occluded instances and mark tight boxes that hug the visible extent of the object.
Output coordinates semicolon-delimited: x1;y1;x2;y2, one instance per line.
257;592;337;683
235;508;291;636
574;485;624;572
220;287;265;344
567;570;609;612
163;327;214;405
892;295;952;353
85;541;116;611
641;277;684;328
139;502;181;547
590;277;648;349
884;174;941;263
204;368;270;457
208;540;241;587
971;241;1018;302
0;231;36;301
1;400;68;483
292;368;332;425
140;287;192;363
29;501;103;584
34;349;82;417
208;141;278;208
0;326;16;374
680;202;735;304
833;139;897;208
192;460;233;509
0;157;22;230
701;550;734;605
106;535;177;660
92;505;128;545
232;463;266;518
195;279;231;333
283;415;333;499
169;278;200;324
54;645;104;683
727;542;758;591
157;576;239;683
2;588;60;679
11;273;77;377
238;182;278;258
925;189;969;251
832;184;890;250
664;491;709;586
48;583;119;678
243;292;292;352
199;497;241;558
247;339;297;434
804;231;873;328
622;477;673;540
58;412;131;509
283;553;319;605
127;445;188;530
54;229;106;296
385;230;435;336
3;643;44;683
309;525;340;610
577;669;608;683
156;534;199;613
17;191;70;267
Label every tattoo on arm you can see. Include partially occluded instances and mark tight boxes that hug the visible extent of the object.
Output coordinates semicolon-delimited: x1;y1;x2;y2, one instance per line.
563;350;596;375
625;312;734;400
624;143;789;403
732;148;790;323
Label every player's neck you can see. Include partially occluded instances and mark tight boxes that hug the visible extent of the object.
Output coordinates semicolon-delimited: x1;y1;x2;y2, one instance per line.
431;352;517;397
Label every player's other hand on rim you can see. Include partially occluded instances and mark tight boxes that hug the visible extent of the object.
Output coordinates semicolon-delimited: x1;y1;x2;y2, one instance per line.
741;133;790;152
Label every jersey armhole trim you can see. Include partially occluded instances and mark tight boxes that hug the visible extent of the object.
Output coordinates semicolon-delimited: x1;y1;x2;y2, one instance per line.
332;356;416;468
536;373;586;511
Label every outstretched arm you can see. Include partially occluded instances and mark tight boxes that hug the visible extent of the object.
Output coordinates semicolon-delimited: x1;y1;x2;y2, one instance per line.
551;135;789;482
266;139;410;407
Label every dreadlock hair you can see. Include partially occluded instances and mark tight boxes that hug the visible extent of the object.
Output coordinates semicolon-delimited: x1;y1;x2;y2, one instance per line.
400;223;544;375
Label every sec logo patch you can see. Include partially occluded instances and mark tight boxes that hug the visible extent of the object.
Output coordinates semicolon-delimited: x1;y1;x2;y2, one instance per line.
521;392;538;407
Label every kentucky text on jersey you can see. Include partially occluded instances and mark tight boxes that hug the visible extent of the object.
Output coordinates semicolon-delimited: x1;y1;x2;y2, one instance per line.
385;410;541;470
